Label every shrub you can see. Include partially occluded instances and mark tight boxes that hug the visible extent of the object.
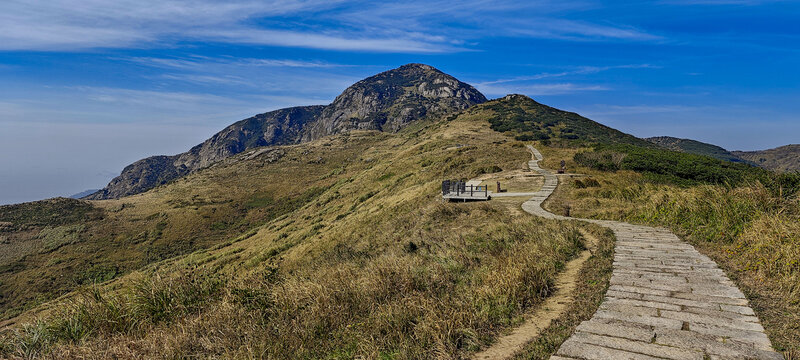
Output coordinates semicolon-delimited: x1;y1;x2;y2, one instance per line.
575;144;767;186
574;178;601;189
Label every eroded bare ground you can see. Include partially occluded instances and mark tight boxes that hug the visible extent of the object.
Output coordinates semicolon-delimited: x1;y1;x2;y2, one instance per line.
473;229;599;360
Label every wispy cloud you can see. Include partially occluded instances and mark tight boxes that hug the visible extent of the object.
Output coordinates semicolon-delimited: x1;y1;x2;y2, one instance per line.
0;0;450;52
499;18;661;41
480;64;659;85
0;0;662;52
159;74;252;86
579;104;702;116
125;56;352;71
477;83;610;96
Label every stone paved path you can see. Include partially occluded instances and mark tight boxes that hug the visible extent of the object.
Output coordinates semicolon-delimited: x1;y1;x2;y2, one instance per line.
522;146;783;360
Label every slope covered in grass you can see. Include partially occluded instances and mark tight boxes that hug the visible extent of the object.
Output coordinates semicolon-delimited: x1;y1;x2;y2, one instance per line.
483;94;652;147
646;136;747;164
574;143;767;186
0;142;378;321
0;103;591;359
734;144;800;173
539;145;800;356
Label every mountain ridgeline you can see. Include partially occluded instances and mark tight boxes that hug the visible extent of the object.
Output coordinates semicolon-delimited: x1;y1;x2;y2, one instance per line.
87;64;487;200
483;94;653;147
733;144;800;173
645;136;748;164
85;63;797;201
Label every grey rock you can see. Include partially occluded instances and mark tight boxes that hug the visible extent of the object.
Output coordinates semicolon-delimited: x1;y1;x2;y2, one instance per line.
87;64;485;200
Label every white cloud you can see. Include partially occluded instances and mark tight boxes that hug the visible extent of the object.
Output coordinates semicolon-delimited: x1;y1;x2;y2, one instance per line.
125;56;351;70
0;0;661;52
577;104;702;116
159;74;253;86
195;28;456;53
0;0;448;52
477;83;610;96
501;19;661;41
479;64;659;85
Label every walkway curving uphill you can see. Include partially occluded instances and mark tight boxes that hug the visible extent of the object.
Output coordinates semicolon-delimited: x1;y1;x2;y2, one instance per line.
523;146;783;360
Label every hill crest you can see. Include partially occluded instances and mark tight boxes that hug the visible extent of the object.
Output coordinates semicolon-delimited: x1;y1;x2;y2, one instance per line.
733;144;800;172
645;136;747;164
87;64;485;200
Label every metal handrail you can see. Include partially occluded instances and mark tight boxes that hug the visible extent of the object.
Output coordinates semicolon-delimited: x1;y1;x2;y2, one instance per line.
442;180;488;197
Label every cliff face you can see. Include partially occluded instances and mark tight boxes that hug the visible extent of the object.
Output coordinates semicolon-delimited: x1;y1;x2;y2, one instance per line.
87;64;486;200
304;63;486;139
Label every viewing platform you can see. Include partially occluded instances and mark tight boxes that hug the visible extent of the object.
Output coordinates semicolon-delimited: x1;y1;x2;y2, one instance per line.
441;179;491;201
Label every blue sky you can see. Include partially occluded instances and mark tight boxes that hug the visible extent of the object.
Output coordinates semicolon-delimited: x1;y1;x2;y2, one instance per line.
1;0;799;204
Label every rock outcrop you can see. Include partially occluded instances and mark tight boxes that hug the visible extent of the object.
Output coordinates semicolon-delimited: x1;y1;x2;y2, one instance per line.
87;64;486;200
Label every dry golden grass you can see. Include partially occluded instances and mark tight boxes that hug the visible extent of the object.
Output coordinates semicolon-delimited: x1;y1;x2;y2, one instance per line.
1;107;592;359
537;145;800;356
512;224;615;360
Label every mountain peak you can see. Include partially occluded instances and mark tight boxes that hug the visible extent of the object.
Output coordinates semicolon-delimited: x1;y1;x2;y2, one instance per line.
305;64;486;136
396;62;437;71
88;64;485;200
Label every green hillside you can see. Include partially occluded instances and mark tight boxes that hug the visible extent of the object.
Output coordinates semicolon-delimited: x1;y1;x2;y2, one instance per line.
2;94;798;358
646;136;747;163
0;102;610;358
484;94;652;147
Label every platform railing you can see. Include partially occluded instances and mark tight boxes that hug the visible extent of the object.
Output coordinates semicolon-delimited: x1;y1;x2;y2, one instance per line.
441;180;488;197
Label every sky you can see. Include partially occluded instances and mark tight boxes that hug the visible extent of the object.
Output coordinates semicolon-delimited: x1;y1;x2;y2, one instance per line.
0;0;799;205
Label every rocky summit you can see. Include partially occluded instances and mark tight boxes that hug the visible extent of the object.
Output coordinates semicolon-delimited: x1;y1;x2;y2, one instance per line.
87;64;486;200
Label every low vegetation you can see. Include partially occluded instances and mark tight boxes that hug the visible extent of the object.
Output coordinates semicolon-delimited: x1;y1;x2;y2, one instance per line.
540;145;800;356
574;143;769;186
3;95;797;358
514;225;615;359
645;136;747;164
0;107;593;359
0;133;380;321
2;203;585;359
484;95;651;147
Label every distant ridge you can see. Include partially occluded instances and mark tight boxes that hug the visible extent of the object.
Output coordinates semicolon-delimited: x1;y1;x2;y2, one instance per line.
87;63;486;200
733;144;800;172
645;136;747;163
69;189;100;199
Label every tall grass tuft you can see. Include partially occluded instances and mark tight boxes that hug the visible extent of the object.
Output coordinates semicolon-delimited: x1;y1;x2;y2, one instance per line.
1;268;225;358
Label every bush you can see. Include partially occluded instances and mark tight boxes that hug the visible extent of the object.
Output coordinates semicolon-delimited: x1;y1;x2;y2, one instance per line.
574;178;600;189
575;144;767;187
574;151;626;172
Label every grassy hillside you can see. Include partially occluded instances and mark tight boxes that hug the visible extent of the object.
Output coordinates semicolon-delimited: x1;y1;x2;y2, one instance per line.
574;143;768;186
5;93;794;358
0;143;377;321
734;144;800;173
484;94;652;147
539;145;800;356
0;103;608;359
646;136;747;163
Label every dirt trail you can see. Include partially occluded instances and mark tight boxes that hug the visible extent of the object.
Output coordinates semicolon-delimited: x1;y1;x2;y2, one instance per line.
472;230;599;360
